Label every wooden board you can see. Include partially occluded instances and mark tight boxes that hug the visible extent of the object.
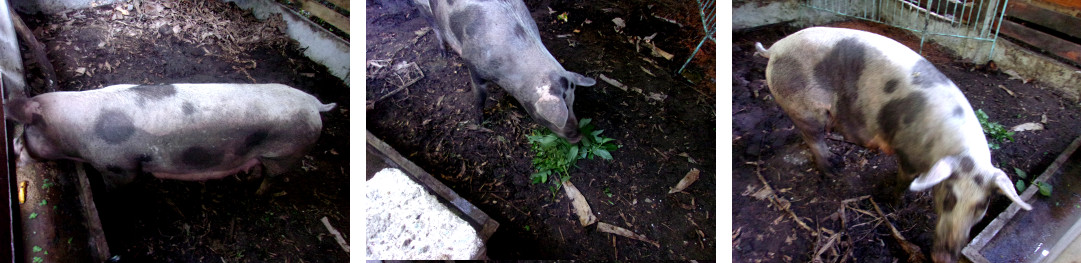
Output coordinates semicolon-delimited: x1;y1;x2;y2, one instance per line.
301;0;349;35
998;20;1081;66
366;130;500;241
324;0;348;11
1006;1;1081;40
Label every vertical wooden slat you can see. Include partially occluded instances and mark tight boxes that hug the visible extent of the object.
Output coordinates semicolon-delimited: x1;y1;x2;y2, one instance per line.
301;0;349;34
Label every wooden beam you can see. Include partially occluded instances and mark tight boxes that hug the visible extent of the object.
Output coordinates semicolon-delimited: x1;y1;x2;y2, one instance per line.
1006;1;1081;40
998;20;1081;66
301;0;349;35
324;0;349;11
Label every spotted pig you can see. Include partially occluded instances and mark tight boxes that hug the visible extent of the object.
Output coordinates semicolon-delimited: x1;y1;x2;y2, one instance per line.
755;27;1031;262
415;0;596;143
5;83;335;191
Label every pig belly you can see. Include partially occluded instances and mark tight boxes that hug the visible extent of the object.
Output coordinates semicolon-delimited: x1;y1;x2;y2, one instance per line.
150;158;262;181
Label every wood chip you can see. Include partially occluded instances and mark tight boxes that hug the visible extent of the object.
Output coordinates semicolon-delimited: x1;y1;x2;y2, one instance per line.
1011;122;1044;132
598;74;628;91
668;168;700;193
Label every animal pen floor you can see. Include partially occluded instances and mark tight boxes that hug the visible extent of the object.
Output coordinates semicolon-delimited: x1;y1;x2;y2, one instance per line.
733;21;1081;262
18;1;350;262
367;0;715;260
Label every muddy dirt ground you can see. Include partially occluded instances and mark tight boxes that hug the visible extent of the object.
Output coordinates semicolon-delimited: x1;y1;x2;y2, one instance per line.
367;0;715;260
17;0;350;261
733;21;1081;262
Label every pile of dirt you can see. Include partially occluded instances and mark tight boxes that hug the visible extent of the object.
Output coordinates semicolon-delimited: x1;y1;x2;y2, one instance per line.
18;0;350;261
733;21;1081;262
367;0;715;259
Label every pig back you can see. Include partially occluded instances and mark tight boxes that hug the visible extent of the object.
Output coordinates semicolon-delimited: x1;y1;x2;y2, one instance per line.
32;83;330;176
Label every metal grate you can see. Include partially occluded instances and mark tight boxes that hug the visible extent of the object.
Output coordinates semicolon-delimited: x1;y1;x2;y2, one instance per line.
805;0;1010;61
678;0;716;74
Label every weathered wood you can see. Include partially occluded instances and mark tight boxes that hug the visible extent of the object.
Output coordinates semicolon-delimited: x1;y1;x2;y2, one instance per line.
301;0;349;35
75;165;109;262
323;0;349;11
366;131;499;241
8;8;56;93
998;20;1081;66
1006;1;1081;40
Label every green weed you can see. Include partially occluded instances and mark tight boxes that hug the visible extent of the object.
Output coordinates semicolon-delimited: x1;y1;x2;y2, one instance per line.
528;118;620;192
976;109;1014;149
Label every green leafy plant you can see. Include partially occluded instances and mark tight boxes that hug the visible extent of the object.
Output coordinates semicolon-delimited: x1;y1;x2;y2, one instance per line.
1014;167;1052;197
976;109;1014;149
528;118;620;193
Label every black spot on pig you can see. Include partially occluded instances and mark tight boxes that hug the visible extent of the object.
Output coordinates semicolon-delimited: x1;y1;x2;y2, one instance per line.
443;0;451;6
911;60;952;89
878;92;928;142
182;102;195;115
130;84;177;100
94;110;135;144
973;199;989;217
133;154;152;164
106;165;123;174
953;106;964;118
960;156;974;173
513;24;528;41
449;8;484;44
236;130;270;156
815;38;872;141
942;187;958;212
769;56;808;99
180;146;224;169
884;79;899;94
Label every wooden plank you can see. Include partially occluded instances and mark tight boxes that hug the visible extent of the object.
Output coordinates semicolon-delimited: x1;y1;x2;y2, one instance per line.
324;0;349;11
1006;1;1081;40
998;20;1081;66
301;0;349;35
366;131;500;241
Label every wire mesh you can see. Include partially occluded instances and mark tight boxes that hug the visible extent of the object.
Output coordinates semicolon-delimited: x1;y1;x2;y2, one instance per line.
804;0;1009;61
678;0;716;74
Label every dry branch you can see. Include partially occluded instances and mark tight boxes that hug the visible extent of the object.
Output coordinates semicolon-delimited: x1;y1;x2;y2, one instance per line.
321;216;349;253
753;164;815;235
869;198;925;263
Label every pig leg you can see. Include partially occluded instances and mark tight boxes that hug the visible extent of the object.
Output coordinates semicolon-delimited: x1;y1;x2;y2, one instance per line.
781;106;842;176
254;154;304;195
468;68;490;124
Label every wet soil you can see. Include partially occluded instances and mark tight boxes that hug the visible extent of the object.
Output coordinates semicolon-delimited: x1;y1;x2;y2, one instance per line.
733;21;1081;262
366;0;715;260
18;0;350;262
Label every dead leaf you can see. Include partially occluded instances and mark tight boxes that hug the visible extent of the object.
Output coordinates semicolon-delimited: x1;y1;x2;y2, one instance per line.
1011;122;1044;132
562;180;597;226
597;222;660;247
598;74;628;91
998;85;1015;97
668;168;700;193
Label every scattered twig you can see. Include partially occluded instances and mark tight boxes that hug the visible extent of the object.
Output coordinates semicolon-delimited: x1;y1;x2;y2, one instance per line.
320;216;349;254
869;198;925;263
668;168;700;193
752;163;815;235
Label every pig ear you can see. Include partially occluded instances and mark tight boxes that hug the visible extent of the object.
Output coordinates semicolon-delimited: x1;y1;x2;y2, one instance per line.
4;98;37;123
565;72;596;87
533;97;569;129
909;157;954;191
992;170;1033;210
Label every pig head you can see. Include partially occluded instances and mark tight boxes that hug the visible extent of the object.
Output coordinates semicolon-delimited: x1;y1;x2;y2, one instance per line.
5;83;336;190
756;27;1031;262
417;0;595;143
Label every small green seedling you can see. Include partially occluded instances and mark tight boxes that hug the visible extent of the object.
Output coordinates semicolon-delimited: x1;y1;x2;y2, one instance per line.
528;118;620;193
975;109;1014;149
1014;167;1028;179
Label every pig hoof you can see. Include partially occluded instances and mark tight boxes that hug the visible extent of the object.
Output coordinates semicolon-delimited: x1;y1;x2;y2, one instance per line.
255;177;273;195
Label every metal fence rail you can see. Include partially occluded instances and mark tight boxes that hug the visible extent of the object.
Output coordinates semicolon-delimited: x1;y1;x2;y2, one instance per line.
678;0;715;74
805;0;1010;61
